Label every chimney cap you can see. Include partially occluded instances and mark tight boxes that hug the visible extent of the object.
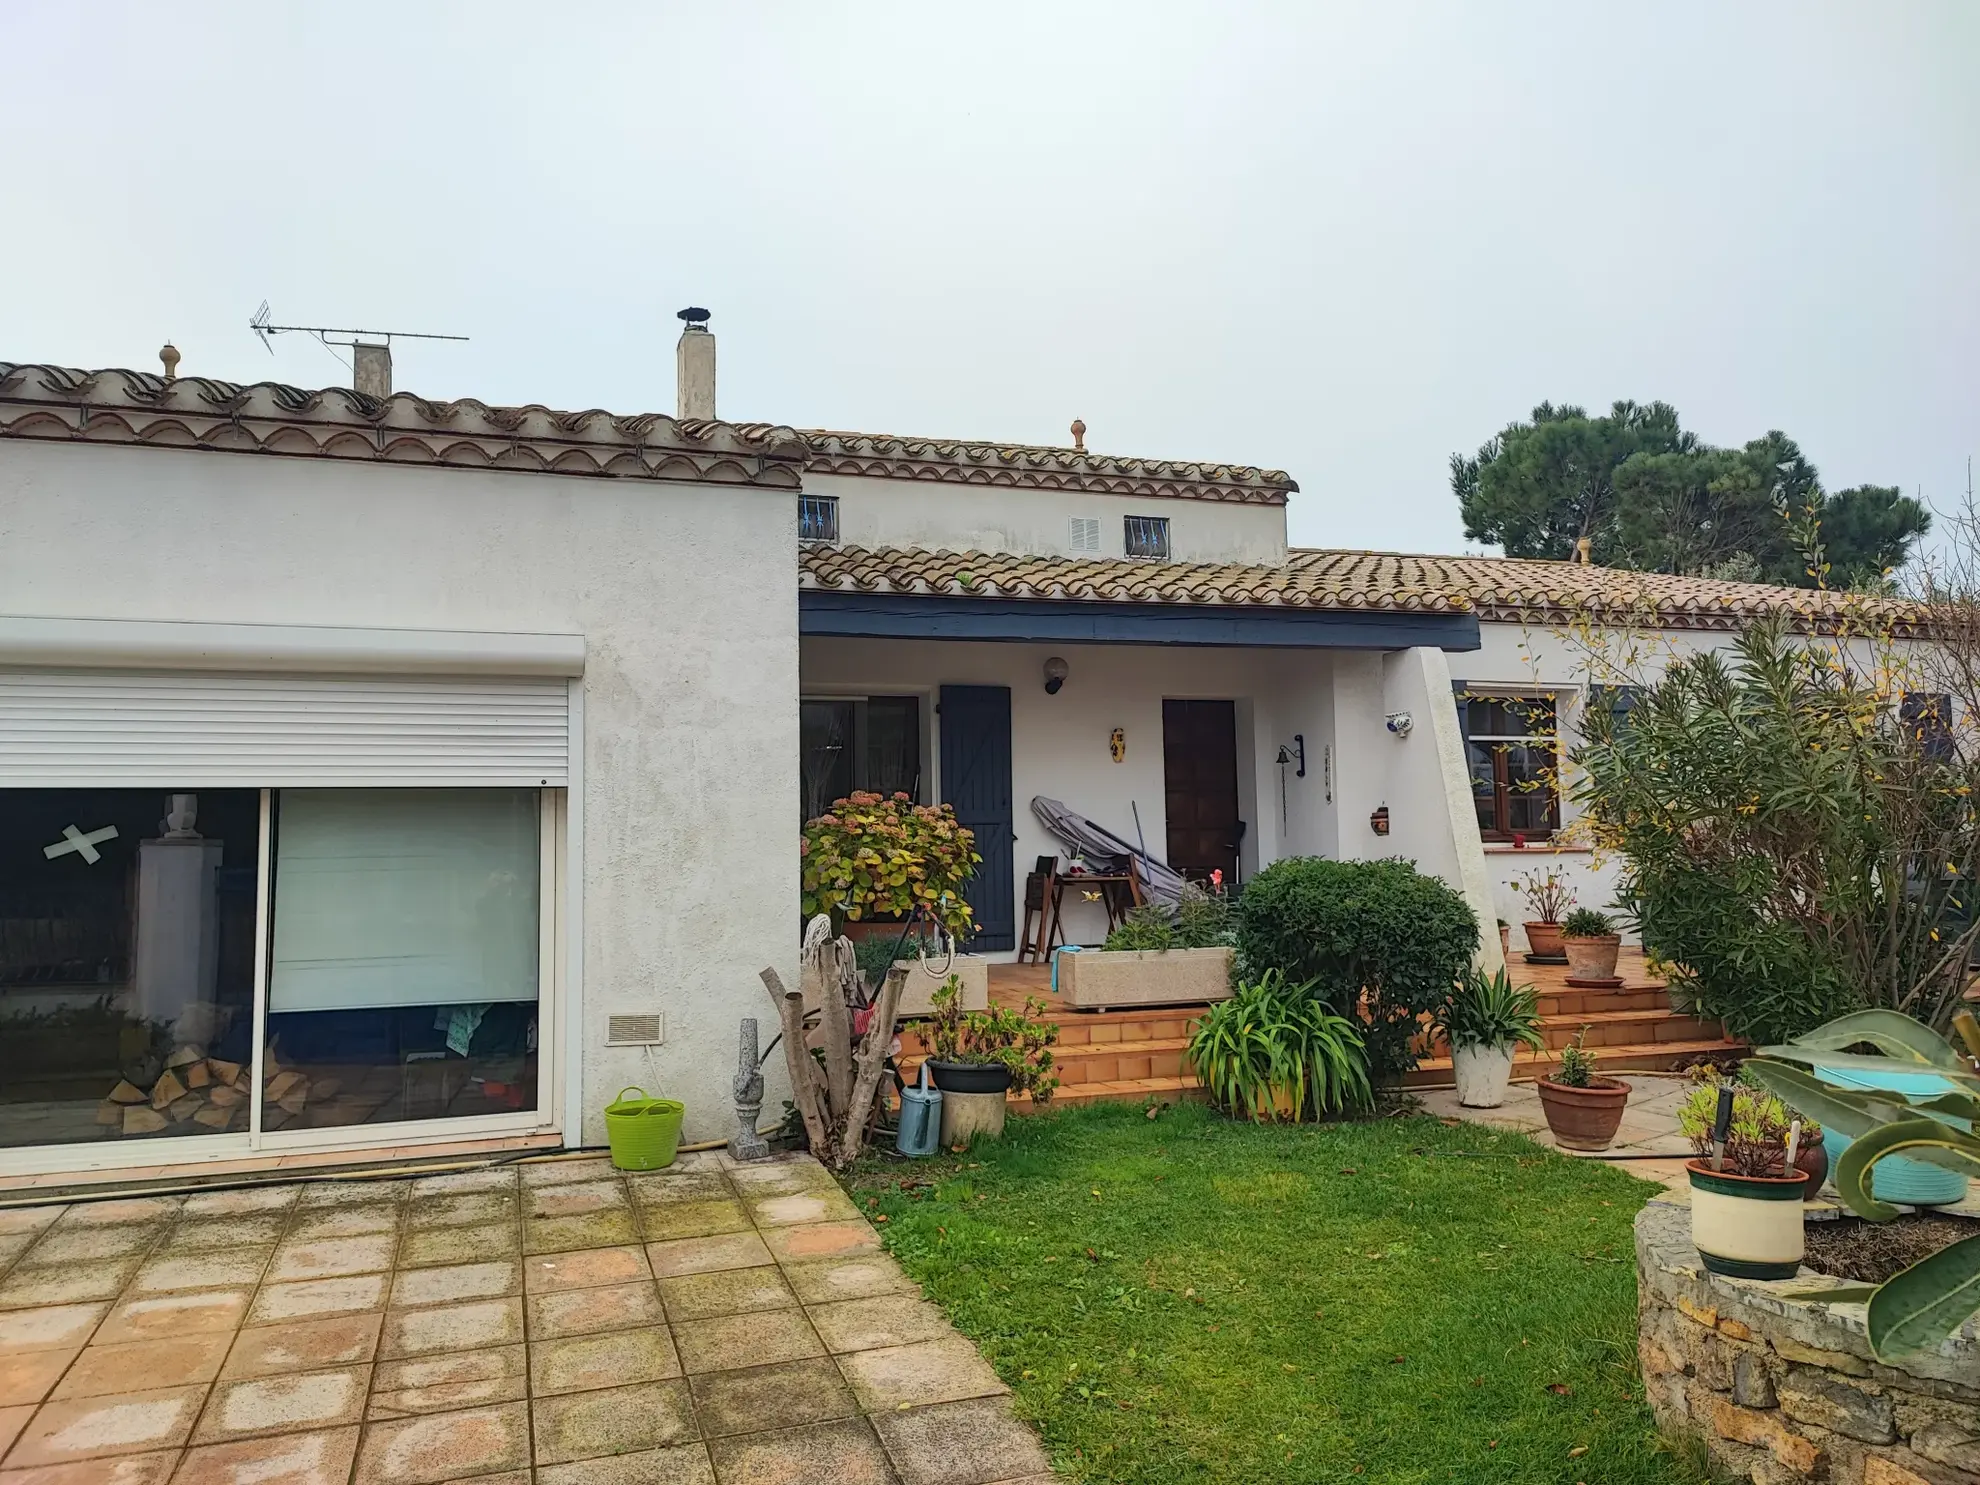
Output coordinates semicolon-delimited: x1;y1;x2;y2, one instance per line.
1070;418;1087;452
676;307;711;328
158;342;181;381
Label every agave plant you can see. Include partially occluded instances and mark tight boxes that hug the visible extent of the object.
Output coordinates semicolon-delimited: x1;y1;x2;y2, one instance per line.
1743;1008;1980;1358
1430;968;1545;1052
1187;969;1373;1123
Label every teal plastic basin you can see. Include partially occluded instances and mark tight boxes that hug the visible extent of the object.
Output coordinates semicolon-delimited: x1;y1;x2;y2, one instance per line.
1813;1066;1970;1207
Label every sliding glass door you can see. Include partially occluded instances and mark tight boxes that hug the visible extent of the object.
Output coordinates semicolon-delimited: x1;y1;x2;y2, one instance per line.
0;786;554;1166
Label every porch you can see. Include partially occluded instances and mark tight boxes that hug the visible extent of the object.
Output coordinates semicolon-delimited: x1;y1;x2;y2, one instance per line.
895;952;1744;1110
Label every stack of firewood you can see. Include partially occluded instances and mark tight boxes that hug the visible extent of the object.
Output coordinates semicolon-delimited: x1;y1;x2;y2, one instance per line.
98;1047;335;1135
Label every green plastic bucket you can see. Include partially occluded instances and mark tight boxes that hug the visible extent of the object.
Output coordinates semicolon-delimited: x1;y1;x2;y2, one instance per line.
604;1086;685;1172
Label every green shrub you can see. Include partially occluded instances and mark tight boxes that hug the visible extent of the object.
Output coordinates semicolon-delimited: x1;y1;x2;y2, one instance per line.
1102;905;1177;952
801;791;978;937
1561;908;1617;939
1186;969;1372;1121
1101;886;1235;952
1235;857;1478;1079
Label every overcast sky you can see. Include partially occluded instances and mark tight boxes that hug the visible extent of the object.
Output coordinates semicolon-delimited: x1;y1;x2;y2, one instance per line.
3;2;1973;556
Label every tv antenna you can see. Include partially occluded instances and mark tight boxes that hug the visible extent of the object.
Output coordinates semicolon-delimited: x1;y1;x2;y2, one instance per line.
249;301;468;368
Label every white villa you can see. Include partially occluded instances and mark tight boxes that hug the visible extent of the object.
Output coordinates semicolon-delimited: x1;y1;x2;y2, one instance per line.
0;323;1871;1183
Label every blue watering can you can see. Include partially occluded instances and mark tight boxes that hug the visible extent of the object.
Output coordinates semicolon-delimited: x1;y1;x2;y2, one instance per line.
896;1061;943;1158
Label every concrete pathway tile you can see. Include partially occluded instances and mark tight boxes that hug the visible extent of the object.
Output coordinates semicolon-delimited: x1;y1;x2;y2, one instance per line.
6;1385;206;1468
535;1442;715;1485
527;1181;630;1220
872;1397;1051;1485
53;1198;181;1228
180;1188;298;1219
667;1151;723;1174
633;1203;749;1243
367;1346;526;1420
0;1404;32;1460
266;1236;395;1284
286;1206;401;1242
405;1193;517;1231
626;1173;730;1207
170;1423;359;1485
0;1348;78;1408
158;1216;288;1254
704;1417;894;1485
526;1213;641;1255
130;1250;271;1297
54;1333;232;1400
398;1223;519;1270
220;1313;383;1379
719;1159;836;1197
0;1447;180;1484
780;1256;918;1307
97;1291;249;1346
0;1259;143;1310
759;1223;879;1264
405;1167;518;1198
0;1207;64;1238
0;1236;29;1268
530;1379;697;1465
295;1183;407;1210
388;1261;520;1310
525;1246;651;1294
657;1266;796;1322
837;1336;1008;1412
672;1309;822;1376
643;1233;772;1280
378;1298;523;1359
353;1400;531;1483
0;1303;107;1354
245;1276;387;1327
529;1327;682;1396
18;1225;158;1267
743;1190;863;1229
520;1157;617;1188
527;1281;666;1340
807;1295;953;1355
193;1364;370;1443
687;1358;858;1438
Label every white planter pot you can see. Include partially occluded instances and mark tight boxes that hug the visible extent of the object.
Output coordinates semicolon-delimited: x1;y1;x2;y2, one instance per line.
1686;1161;1809;1280
1452;1042;1516;1108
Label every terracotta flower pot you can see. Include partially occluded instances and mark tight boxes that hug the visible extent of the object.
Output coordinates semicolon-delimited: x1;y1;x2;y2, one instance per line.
1793;1129;1828;1192
1498;924;1512;958
1686;1160;1811;1279
1524;921;1566;958
1562;934;1622;982
1536;1076;1630;1151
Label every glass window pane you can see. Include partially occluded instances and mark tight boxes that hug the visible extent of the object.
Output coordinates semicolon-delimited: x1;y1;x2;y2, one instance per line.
266;788;539;1130
801;701;854;822
0;789;260;1149
864;697;921;801
1502;744;1558;832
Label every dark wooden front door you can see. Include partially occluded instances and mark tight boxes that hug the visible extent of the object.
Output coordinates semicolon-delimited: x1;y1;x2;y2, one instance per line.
1163;699;1241;884
939;685;1015;952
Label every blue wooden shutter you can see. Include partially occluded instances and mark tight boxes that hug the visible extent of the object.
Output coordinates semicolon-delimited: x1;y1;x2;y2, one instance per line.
939;685;1016;951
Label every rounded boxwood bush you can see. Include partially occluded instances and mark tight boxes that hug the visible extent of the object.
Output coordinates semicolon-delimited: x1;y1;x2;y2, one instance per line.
1235;857;1479;1079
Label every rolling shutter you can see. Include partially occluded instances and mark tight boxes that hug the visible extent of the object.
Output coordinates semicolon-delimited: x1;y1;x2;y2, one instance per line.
0;671;570;787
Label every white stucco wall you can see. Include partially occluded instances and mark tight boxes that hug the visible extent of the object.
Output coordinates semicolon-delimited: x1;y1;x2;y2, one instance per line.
805;471;1289;567
801;637;1334;949
0;441;797;1146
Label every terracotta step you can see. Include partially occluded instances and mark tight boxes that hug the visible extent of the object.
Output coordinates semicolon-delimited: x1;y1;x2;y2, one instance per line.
1402;1036;1743;1088
1536;1009;1724;1049
1534;987;1670;1016
1029;1074;1206;1109
897;1007;1210;1058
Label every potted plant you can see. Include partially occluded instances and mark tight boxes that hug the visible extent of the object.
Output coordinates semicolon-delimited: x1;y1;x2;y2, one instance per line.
1496;918;1512;957
1677;1077;1817;1278
1514;867;1575;959
1560;907;1622;983
1187;970;1373;1123
1535;1028;1630;1150
922;976;1059;1143
1430;968;1544;1108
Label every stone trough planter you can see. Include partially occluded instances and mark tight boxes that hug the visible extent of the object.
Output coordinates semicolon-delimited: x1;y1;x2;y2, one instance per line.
1635;1195;1980;1484
1055;947;1234;1010
893;955;990;1018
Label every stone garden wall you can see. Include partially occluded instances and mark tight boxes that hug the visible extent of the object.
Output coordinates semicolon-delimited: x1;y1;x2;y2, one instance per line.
1636;1197;1980;1484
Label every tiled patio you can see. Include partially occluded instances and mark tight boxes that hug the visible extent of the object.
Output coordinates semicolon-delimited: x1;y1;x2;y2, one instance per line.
1416;1071;1696;1188
0;1152;1059;1485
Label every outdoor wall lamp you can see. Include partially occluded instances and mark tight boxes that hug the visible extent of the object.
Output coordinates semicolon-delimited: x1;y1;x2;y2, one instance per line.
1043;656;1069;695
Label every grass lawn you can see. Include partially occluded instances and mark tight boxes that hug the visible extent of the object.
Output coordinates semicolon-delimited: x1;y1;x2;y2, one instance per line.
847;1101;1707;1485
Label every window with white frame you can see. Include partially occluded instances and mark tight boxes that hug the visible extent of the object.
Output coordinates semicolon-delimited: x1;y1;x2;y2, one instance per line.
798;495;839;544
1123;514;1171;560
1456;692;1561;840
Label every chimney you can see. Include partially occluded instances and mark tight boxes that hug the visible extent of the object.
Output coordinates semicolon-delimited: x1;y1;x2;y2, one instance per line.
1575;536;1593;565
676;307;715;420
158;342;180;382
352;340;392;399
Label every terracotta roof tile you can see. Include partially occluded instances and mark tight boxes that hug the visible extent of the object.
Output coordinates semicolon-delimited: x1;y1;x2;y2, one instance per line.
801;544;1913;632
801;430;1294;506
0;363;806;488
